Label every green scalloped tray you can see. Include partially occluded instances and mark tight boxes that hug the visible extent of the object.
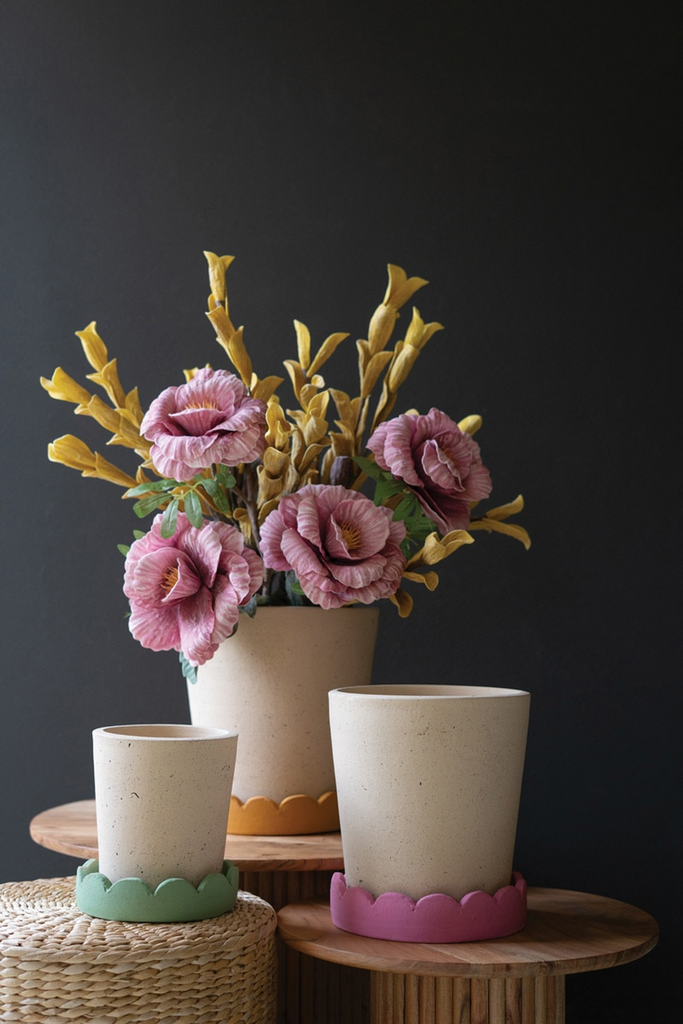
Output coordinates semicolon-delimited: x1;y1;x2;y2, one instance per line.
76;859;239;922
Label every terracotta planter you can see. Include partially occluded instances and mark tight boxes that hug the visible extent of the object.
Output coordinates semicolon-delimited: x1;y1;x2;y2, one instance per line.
188;606;379;835
92;724;237;889
328;685;530;941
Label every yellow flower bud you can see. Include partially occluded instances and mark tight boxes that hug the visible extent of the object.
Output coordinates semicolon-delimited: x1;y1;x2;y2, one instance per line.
76;322;109;372
47;435;96;472
86;358;126;408
294;320;311;371
40;368;91;406
204;251;234;305
389;588;414;617
308;332;348;377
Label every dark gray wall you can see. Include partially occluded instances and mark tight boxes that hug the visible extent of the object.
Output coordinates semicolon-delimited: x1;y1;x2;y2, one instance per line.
1;2;679;1019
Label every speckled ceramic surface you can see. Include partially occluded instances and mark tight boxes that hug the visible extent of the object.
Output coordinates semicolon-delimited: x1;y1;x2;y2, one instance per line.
93;724;238;890
329;685;530;902
188;607;379;807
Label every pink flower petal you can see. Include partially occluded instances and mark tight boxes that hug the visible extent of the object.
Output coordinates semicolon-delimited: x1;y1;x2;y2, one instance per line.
419;439;464;490
292;493;326;549
326;499;391;560
367;408;492;533
123;512;263;666
169;406;226;435
260;510;291;571
162;553;202;603
177;589;216;665
280;528;327;579
261;485;406;607
181;524;223;590
123;547;183;605
128;602;181;653
140;368;267;480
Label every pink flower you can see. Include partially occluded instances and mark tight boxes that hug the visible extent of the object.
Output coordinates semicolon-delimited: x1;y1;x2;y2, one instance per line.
367;408;492;533
123;512;263;666
260;484;406;609
141;368;267;481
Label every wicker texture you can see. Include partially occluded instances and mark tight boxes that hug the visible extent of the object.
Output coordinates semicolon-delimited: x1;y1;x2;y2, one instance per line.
0;877;277;1023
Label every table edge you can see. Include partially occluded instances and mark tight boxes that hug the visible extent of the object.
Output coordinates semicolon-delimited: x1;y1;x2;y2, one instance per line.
29;800;345;872
276;890;660;978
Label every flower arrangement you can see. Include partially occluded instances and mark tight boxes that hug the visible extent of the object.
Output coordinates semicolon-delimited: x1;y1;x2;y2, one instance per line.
41;252;529;677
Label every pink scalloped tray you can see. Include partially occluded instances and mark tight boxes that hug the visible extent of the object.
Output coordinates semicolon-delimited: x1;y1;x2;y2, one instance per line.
329;870;527;943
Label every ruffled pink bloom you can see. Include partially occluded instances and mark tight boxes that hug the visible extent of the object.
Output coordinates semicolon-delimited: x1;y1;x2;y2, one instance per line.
367;408;492;533
123;512;263;666
260;484;406;609
141;367;267;481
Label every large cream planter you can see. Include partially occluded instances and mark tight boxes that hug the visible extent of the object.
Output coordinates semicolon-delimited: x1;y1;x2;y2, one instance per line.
187;606;379;834
328;684;530;941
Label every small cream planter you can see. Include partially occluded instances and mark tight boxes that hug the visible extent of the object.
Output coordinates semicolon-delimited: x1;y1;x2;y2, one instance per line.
328;685;530;942
188;606;379;835
77;724;239;922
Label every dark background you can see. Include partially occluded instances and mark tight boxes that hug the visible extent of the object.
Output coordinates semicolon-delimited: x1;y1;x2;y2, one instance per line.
1;2;679;1019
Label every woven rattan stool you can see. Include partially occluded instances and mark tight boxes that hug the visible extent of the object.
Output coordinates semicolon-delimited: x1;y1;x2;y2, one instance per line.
0;876;277;1023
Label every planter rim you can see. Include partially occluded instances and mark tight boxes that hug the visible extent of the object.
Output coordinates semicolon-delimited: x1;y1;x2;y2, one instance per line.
237;604;379;616
94;724;238;741
331;684;529;699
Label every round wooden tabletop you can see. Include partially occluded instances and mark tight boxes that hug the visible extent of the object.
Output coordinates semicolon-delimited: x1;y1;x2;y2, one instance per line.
277;889;659;978
29;799;344;873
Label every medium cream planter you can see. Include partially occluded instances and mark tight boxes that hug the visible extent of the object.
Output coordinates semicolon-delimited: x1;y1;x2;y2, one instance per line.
188;606;379;834
92;724;237;889
329;685;530;903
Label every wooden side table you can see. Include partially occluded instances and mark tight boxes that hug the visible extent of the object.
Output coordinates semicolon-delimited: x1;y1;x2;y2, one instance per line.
277;889;659;1024
30;800;367;1023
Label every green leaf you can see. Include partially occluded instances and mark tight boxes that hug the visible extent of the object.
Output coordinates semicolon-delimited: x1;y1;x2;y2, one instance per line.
215;465;236;488
399;503;436;555
213;489;231;513
400;537;414;559
373;476;406;506
184;489;204;529
285;571;308;605
133;494;167;518
179;652;197;685
390;494;417;522
126;478;177;496
200;477;220;497
160;497;180;538
200;477;231;513
133;529;146;540
353;455;382;480
117;543;130;556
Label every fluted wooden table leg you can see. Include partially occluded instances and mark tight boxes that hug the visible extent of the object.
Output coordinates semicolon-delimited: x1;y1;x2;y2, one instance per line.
242;868;370;1024
370;974;566;1024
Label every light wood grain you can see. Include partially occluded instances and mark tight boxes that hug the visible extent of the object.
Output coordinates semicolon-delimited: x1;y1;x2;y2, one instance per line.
29;799;344;871
367;973;568;1024
279;891;657;1023
277;888;658;979
29;803;659;1024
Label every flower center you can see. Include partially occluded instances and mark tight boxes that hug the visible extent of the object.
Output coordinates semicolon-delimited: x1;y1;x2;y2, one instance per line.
184;399;219;411
340;520;362;552
161;565;179;593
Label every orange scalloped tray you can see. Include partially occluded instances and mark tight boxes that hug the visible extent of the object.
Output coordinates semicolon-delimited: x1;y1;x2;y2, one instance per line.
228;791;339;835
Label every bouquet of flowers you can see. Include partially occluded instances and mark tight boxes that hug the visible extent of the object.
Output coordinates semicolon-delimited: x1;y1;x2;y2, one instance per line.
42;252;529;678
